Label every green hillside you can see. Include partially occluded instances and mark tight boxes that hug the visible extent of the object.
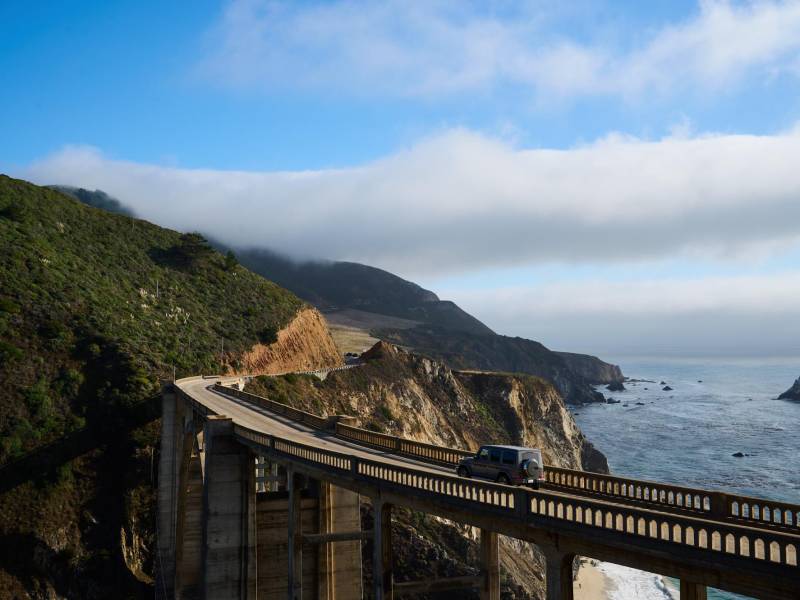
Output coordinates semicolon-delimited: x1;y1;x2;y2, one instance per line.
0;175;303;598
231;247;495;335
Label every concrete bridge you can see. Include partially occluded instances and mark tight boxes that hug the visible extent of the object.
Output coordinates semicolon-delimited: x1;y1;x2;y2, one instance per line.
157;376;800;600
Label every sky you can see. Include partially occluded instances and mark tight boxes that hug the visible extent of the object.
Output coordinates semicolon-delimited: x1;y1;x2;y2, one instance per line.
3;0;800;359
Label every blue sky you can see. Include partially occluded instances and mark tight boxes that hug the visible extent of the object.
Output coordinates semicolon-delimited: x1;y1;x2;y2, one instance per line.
5;1;800;357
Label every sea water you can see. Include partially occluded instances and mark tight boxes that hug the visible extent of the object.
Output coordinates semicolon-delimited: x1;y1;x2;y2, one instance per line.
572;356;800;600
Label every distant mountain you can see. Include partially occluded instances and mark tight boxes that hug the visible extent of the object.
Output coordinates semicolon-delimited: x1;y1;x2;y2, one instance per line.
48;185;136;217
233;248;494;336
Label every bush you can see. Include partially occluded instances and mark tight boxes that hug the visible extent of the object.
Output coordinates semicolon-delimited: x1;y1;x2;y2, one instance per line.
257;326;278;345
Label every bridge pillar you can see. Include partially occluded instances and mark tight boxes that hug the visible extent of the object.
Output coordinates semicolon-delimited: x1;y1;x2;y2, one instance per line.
288;469;305;600
373;500;394;600
317;482;363;600
479;529;500;600
202;416;257;600
157;384;184;597
680;581;707;600
543;548;574;600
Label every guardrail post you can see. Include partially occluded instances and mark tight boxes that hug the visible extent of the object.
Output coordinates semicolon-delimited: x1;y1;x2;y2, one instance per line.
710;492;729;519
479;529;499;600
288;468;304;600
373;500;394;600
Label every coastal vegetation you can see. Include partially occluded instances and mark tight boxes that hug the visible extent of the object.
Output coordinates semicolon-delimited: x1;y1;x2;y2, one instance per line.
0;176;303;597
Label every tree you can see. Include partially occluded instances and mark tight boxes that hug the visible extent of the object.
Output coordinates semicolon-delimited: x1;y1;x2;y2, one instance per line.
224;250;238;271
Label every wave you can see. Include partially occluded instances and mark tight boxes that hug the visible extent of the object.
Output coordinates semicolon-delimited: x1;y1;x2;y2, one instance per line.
596;562;678;600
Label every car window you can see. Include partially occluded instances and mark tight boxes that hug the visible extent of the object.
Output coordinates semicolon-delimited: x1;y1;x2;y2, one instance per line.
502;450;516;465
478;447;489;460
489;448;502;463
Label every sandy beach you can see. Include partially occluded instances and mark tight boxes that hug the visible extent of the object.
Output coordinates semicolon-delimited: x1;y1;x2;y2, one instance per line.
574;559;614;600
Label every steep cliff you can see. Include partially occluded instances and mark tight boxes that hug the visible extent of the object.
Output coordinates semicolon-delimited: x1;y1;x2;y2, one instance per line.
229;307;342;375
245;341;608;599
554;352;624;384
376;327;606;405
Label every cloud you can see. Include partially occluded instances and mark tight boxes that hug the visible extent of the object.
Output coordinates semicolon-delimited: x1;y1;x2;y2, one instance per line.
198;0;800;101
22;127;800;278
446;272;800;356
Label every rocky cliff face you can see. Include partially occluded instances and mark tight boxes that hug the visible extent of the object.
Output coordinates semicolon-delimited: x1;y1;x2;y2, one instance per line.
230;307;343;375
376;327;607;405
246;341;608;599
554;352;624;384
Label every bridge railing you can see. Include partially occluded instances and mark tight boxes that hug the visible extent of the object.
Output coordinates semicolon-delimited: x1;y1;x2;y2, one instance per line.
544;466;800;533
335;422;473;465
209;380;800;535
226;418;800;571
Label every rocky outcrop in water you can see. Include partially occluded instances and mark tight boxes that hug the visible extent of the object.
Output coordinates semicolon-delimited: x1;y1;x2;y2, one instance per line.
778;377;800;401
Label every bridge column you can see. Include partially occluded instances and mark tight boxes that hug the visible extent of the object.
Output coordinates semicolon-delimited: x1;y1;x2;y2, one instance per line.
479;529;500;600
543;548;574;600
318;482;363;600
373;500;394;600
680;581;707;600
157;384;183;597
288;469;305;600
202;416;257;600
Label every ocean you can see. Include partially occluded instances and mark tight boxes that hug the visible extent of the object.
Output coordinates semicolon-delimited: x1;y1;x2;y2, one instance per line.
571;356;800;600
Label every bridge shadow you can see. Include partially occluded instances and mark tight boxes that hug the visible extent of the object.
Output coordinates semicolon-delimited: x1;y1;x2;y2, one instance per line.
0;395;161;494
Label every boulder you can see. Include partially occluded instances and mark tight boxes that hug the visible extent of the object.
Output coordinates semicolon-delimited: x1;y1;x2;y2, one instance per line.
606;381;625;392
732;452;745;458
606;397;621;404
662;385;673;391
778;377;800;401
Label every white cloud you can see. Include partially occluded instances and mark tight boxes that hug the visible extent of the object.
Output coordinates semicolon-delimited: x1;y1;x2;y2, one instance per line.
198;0;800;101
446;272;800;356
22;127;800;277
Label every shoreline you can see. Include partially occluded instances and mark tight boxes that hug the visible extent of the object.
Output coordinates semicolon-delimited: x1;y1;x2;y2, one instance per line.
574;559;613;599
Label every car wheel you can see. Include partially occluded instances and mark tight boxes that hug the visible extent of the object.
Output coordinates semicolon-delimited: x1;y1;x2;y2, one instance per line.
496;473;511;485
457;466;470;478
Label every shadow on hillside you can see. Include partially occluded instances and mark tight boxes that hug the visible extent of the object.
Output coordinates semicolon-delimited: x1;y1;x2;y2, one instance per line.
0;395;161;494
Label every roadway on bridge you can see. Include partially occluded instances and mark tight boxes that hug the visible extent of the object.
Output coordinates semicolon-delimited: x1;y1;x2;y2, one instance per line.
180;377;463;480
179;377;768;527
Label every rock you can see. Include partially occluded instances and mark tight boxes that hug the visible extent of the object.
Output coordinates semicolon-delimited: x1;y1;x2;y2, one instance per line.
660;381;666;385
778;377;800;401
606;397;621;404
643;387;648;390
662;385;673;391
635;402;645;406
732;452;745;458
697;380;703;383
606;381;625;392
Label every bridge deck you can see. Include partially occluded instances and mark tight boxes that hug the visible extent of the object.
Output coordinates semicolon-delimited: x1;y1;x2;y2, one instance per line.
176;376;800;600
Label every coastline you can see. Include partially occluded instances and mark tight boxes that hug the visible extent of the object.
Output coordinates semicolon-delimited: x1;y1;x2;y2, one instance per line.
574;559;613;599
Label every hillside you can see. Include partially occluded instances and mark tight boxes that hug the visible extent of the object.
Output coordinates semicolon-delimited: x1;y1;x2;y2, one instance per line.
245;341;608;598
0;176;339;598
47;185;135;217
226;248;621;403
377;326;607;405
232;248;494;335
